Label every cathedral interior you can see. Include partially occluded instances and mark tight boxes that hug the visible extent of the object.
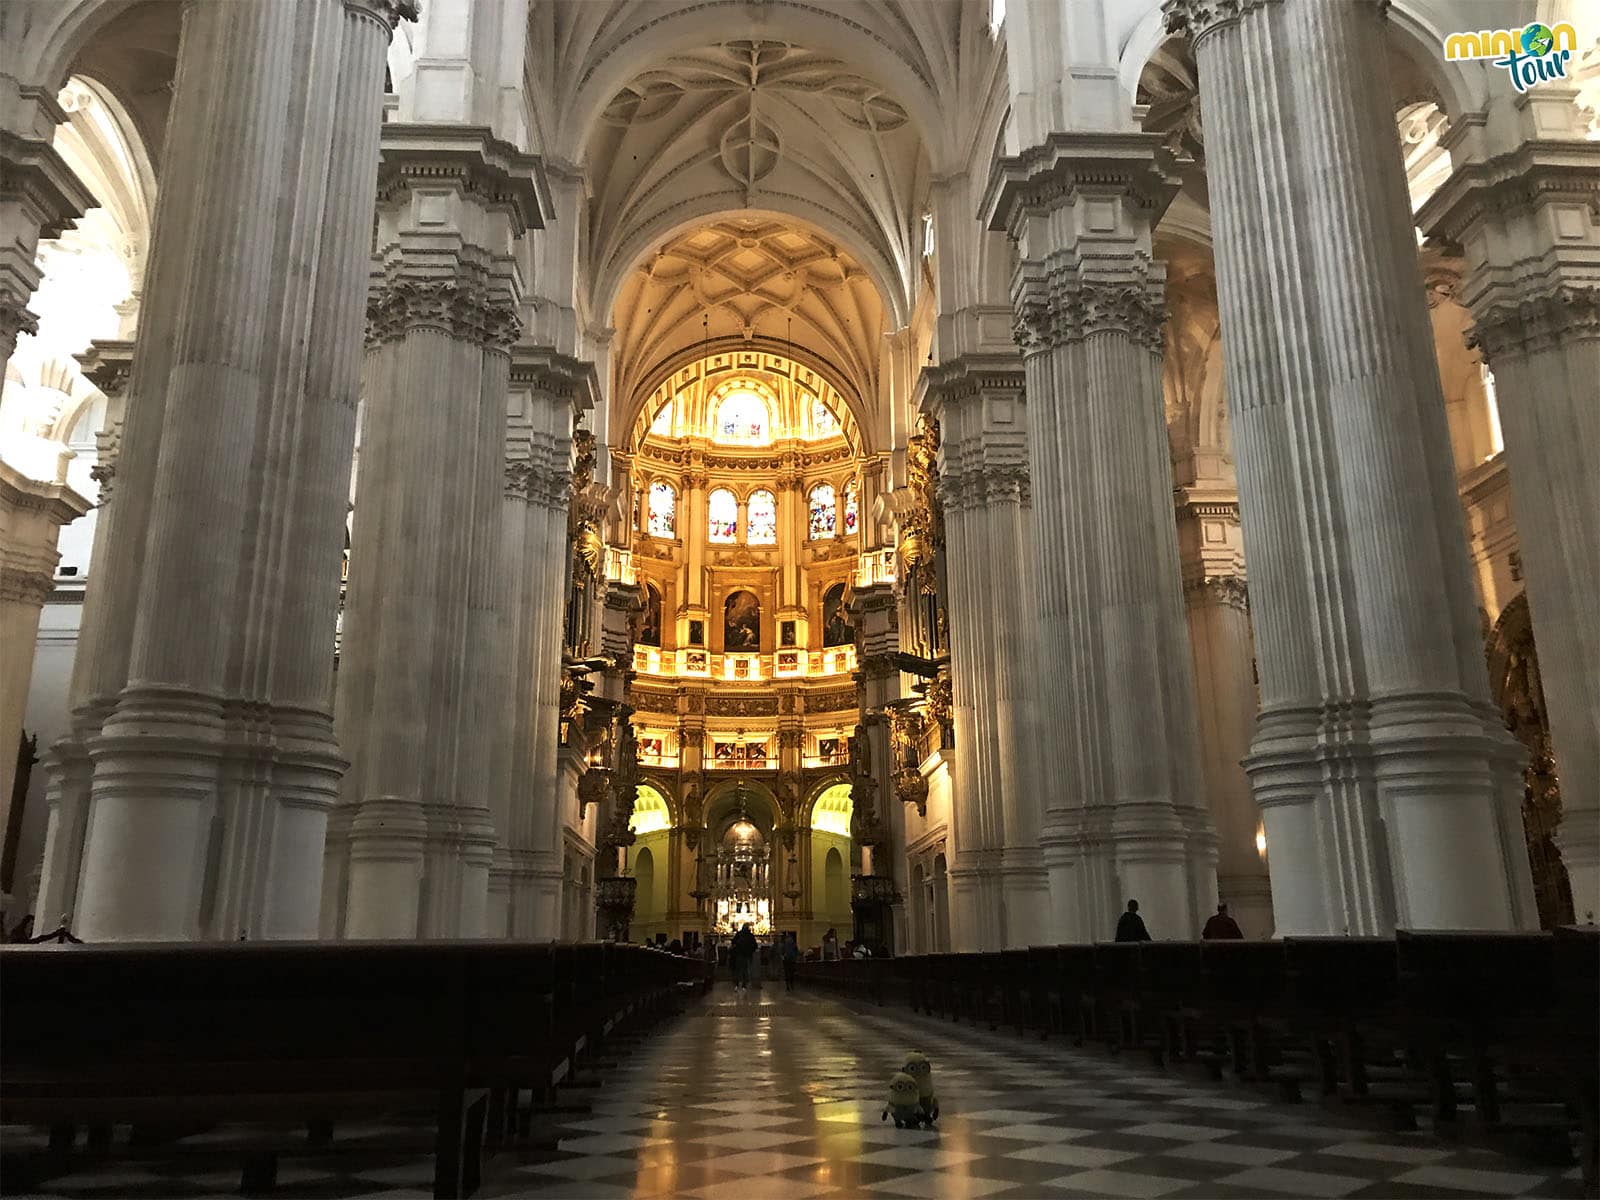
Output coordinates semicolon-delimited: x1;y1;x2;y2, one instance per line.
1;0;1598;1196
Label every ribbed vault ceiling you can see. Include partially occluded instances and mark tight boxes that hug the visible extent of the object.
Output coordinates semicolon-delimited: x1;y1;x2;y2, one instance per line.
610;216;885;417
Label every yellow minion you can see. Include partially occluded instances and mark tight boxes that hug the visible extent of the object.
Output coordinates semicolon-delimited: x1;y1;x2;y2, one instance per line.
882;1071;922;1127
902;1051;938;1122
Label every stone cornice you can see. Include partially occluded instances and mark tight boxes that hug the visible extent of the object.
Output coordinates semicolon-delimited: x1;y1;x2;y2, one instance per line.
1417;140;1600;246
0;461;92;525
0;127;98;239
983;131;1181;237
915;353;1026;418
510;345;600;414
1469;285;1600;360
374;124;550;235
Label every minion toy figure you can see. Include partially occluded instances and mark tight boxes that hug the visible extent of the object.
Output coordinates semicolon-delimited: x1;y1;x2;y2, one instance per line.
902;1051;938;1123
882;1071;923;1128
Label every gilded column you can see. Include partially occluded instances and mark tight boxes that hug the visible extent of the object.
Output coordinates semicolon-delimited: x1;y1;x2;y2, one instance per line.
1420;118;1600;921
324;125;547;939
42;0;408;942
1166;0;1537;932
986;134;1219;943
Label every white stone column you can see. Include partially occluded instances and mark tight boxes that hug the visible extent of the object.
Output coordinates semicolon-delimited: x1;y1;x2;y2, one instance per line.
986;134;1218;943
496;349;593;937
40;0;408;942
1420;123;1600;922
1166;0;1537;932
324;125;547;939
921;355;1048;949
1176;492;1273;937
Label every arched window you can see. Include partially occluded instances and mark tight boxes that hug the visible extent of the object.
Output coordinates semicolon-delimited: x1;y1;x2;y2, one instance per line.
647;481;676;538
650;401;674;436
708;488;737;543
713;388;770;444
808;483;836;540
842;479;859;536
746;489;777;544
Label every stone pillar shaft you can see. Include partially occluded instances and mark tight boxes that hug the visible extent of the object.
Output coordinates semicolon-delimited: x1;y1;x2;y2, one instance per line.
924;357;1047;950
41;0;405;942
987;133;1218;943
1421;127;1600;922
1167;0;1536;932
324;124;546;940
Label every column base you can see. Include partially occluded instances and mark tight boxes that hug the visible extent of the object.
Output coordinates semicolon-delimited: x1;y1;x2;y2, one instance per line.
998;847;1050;948
489;847;563;938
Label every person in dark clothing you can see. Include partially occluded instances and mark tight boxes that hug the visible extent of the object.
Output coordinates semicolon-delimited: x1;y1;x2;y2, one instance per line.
780;931;799;990
1202;903;1244;940
1114;899;1151;942
730;924;758;993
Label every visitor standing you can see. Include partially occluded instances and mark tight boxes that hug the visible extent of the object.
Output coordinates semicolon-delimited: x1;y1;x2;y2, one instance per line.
780;931;799;991
822;927;839;961
1115;899;1151;942
730;923;758;994
1202;903;1244;940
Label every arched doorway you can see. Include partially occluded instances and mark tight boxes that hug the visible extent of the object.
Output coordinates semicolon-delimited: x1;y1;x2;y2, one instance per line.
1487;594;1574;928
627;783;673;942
810;782;853;942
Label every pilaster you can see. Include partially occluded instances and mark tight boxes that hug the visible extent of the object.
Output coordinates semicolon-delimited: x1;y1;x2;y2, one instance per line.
1166;0;1537;932
985;132;1218;943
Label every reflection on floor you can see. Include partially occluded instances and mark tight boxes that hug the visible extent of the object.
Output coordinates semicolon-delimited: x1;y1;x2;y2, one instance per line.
7;981;1588;1198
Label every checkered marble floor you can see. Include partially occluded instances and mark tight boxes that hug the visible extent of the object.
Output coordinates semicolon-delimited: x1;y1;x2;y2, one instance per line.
6;981;1589;1199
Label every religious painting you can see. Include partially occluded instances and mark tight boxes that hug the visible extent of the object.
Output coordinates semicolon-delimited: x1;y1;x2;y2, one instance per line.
638;583;662;647
780;620;796;647
640;737;665;761
778;652;798;671
686;650;708;671
724;589;761;651
819;736;841;761
714;742;736;762
689;619;705;646
822;582;853;647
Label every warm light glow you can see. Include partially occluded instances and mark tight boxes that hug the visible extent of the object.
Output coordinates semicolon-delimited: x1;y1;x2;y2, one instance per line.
650;401;674;436
1481;363;1505;458
630;785;672;835
708;487;737;542
1255;828;1268;858
647;481;676;538
714;388;771;444
747;489;777;543
812;783;853;836
808;483;837;540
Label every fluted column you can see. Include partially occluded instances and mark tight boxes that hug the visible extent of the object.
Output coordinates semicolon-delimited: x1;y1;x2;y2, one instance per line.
39;0;407;942
323;125;547;939
1176;491;1272;937
986;134;1218;943
494;348;593;937
1166;0;1537;932
1420;125;1600;921
921;355;1047;949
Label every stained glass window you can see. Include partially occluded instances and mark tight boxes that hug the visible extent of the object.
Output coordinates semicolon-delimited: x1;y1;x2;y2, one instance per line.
650;401;673;436
708;488;737;543
714;389;770;444
808;483;836;540
746;489;777;544
843;479;859;536
647;481;676;538
810;399;839;438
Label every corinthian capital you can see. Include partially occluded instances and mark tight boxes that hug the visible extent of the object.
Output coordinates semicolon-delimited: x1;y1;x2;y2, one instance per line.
1163;0;1279;45
1013;279;1168;354
343;0;419;31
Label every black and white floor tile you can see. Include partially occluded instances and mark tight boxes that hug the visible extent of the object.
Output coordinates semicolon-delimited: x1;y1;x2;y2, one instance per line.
5;982;1589;1199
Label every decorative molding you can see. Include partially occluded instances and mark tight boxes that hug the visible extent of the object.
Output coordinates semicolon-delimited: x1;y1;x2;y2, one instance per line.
0;566;54;607
374;125;549;235
342;0;419;31
1162;0;1283;46
1468;285;1600;361
706;694;779;717
366;278;520;351
1013;281;1167;355
1183;574;1249;612
0;294;38;344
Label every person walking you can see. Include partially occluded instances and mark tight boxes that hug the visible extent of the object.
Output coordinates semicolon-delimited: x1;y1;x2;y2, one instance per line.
780;931;799;991
1115;899;1151;942
730;923;758;995
1202;902;1244;940
821;927;839;961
